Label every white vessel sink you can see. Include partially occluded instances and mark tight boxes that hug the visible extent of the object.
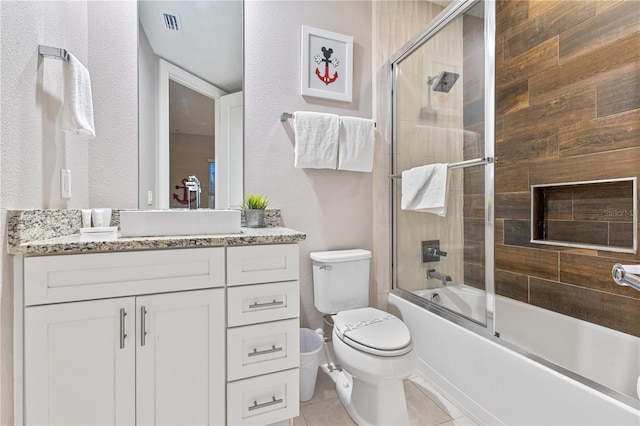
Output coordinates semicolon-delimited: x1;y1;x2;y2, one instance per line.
119;209;242;237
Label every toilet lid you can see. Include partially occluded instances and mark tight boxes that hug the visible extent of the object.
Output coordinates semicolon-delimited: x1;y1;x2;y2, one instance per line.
334;307;413;357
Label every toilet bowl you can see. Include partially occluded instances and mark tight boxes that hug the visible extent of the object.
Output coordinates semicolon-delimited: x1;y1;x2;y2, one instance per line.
310;250;417;425
332;307;417;425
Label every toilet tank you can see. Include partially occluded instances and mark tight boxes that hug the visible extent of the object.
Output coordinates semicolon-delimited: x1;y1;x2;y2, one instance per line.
310;249;372;314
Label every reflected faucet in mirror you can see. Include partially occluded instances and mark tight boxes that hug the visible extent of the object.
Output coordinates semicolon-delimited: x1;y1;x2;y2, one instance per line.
185;176;201;209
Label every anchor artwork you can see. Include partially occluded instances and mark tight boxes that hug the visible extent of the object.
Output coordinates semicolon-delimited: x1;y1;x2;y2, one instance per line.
172;178;196;207
301;25;353;102
314;47;340;86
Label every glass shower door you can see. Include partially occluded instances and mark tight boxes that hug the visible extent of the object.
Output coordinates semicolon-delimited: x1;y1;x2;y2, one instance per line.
392;0;493;327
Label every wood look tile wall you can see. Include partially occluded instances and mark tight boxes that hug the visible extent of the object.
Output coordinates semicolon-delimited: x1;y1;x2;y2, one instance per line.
495;0;640;337
531;180;635;249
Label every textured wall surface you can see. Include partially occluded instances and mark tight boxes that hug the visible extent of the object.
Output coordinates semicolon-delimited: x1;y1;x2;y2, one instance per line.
87;0;138;208
244;1;373;330
138;25;158;209
495;0;640;337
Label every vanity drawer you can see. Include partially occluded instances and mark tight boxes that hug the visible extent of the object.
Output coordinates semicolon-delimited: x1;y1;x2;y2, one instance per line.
227;368;299;426
227;318;299;381
227;244;299;286
227;281;299;327
24;248;225;305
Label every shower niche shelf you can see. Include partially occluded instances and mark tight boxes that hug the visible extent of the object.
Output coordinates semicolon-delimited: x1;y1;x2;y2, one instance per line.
531;178;637;253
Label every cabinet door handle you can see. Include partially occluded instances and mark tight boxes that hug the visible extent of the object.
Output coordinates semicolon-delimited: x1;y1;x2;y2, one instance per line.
119;308;127;349
248;345;283;357
140;306;147;347
249;300;284;309
248;396;283;411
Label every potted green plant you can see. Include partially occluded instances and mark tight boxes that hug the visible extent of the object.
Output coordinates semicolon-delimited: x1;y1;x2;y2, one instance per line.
241;193;270;228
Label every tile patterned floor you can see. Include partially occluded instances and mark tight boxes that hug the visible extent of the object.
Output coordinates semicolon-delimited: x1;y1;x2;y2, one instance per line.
294;367;479;426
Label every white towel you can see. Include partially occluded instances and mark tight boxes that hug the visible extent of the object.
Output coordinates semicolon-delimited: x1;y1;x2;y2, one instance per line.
401;163;448;216
62;53;96;139
338;116;375;172
293;111;340;169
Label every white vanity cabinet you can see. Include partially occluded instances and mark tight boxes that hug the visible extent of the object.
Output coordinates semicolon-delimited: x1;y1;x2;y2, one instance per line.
135;290;225;425
24;289;225;425
25;297;137;425
21;248;226;425
226;244;301;425
17;243;301;426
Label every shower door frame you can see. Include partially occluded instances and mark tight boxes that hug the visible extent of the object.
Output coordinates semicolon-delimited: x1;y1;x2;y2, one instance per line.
388;1;640;411
389;0;496;335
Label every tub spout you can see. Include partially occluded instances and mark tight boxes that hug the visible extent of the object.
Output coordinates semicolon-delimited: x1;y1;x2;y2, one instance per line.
427;269;452;286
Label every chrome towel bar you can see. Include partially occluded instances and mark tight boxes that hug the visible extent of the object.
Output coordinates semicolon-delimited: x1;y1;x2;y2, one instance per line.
38;45;69;61
612;264;640;292
390;156;494;179
281;111;376;127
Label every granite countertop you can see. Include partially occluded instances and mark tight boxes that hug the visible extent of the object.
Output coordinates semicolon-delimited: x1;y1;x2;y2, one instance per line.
7;209;306;256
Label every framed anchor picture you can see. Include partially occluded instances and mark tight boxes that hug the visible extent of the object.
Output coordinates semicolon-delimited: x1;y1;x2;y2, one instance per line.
301;25;353;102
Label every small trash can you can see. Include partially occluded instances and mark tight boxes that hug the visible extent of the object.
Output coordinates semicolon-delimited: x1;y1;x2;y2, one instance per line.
299;328;324;401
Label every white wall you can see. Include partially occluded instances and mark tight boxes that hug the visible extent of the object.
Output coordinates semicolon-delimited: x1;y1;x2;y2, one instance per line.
87;1;138;207
0;2;138;422
244;1;373;330
138;25;157;209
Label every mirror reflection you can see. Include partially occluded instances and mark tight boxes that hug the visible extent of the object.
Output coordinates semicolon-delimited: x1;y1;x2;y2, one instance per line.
138;0;243;210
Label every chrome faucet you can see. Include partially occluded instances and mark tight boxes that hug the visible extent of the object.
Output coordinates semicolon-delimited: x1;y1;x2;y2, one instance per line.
427;269;452;286
185;176;201;209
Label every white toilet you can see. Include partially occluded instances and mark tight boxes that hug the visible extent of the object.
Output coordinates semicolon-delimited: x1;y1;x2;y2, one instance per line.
311;249;417;426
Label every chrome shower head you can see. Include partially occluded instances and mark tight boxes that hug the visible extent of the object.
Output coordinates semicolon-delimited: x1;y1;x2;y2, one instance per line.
431;71;460;93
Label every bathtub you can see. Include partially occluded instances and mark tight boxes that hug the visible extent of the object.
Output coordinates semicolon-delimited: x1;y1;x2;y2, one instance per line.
412;285;486;324
389;288;640;425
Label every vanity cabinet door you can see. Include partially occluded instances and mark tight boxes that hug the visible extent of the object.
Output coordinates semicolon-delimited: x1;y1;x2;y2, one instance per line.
136;289;226;426
24;297;136;425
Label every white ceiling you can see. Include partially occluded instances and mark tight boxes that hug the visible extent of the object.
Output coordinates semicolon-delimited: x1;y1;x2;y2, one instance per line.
169;81;215;136
138;0;243;93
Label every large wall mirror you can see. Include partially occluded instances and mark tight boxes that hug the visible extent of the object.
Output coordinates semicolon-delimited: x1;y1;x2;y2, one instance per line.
138;0;243;210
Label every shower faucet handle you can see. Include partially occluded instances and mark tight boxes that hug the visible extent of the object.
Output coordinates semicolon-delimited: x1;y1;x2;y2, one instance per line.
422;240;446;262
426;248;447;257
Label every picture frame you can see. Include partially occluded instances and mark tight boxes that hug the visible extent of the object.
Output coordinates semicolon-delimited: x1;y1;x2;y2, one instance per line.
301;25;353;102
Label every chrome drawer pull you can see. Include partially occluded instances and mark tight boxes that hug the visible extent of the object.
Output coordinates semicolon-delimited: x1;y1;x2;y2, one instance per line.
119;308;127;349
140;306;147;347
249;300;284;309
248;345;283;357
248;396;283;411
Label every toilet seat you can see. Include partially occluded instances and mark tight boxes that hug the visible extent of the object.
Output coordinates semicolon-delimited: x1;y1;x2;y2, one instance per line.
334;307;413;357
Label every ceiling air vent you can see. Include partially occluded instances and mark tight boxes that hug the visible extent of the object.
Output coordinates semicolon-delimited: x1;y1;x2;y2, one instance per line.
161;12;182;33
